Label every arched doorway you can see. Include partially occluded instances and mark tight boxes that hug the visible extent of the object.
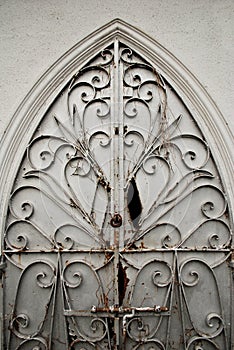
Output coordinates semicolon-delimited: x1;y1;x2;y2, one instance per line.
1;20;233;349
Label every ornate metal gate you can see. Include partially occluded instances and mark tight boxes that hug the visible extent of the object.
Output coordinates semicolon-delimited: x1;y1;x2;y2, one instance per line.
2;35;233;349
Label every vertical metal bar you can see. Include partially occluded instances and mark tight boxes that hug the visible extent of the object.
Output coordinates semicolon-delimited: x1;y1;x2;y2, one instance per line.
230;250;234;350
0;254;6;350
49;257;58;349
109;49;115;236
116;41;125;251
111;37;124;239
177;251;187;350
114;316;120;349
113;38;120;350
231;277;234;350
110;39;120;244
113;37;126;348
0;286;2;350
112;38;120;302
165;252;176;350
48;253;70;349
59;253;69;349
113;240;120;349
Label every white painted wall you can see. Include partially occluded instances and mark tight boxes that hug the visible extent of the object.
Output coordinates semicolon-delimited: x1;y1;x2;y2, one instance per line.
0;0;233;138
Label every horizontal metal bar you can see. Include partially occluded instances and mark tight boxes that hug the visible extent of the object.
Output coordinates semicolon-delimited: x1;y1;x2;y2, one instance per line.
121;248;231;253
64;309;113;317
91;305;168;313
64;309;171;317
3;248;231;254
3;249;115;254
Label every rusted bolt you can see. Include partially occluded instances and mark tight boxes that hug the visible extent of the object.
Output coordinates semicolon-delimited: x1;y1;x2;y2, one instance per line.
110;213;122;227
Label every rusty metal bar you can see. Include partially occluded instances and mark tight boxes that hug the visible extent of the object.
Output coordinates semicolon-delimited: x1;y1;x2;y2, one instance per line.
90;305;169;314
64;307;170;318
113;38;121;349
3;248;232;254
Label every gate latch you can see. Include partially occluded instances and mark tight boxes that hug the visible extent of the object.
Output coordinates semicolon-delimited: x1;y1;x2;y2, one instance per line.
91;305;168;314
110;213;122;227
123;309;135;333
91;304;169;335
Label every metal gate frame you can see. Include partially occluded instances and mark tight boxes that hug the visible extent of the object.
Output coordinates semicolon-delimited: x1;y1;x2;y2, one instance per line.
0;20;233;349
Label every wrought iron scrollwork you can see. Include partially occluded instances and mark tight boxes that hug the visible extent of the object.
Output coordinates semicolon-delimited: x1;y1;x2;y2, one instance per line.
3;40;232;349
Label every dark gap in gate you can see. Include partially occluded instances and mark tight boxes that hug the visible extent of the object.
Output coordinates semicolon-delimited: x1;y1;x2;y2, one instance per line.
107;318;116;348
127;177;142;229
118;261;129;306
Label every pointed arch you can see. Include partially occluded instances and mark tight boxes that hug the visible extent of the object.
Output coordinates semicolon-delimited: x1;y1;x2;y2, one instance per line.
0;19;233;237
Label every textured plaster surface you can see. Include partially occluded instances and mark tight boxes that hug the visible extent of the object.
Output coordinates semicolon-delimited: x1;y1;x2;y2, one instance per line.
0;0;233;138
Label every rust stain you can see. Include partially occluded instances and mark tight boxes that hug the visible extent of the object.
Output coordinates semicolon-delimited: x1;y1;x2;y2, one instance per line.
139;241;147;249
185;328;194;337
98;177;111;192
69;198;78;208
103;293;109;308
104;251;113;263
